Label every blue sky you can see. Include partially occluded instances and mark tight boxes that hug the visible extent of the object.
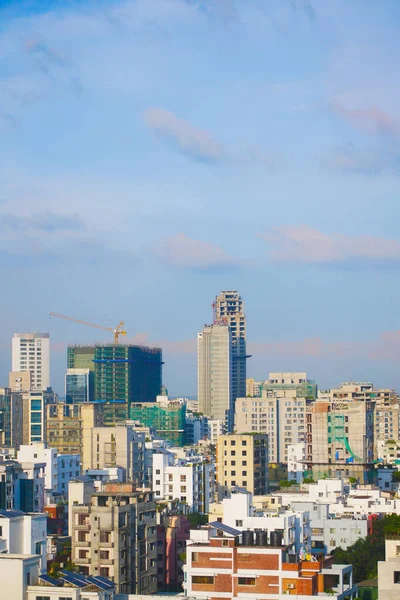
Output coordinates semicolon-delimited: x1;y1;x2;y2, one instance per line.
1;0;400;396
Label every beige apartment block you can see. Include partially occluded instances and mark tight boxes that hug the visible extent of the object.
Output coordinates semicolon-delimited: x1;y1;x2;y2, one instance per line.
71;482;157;595
216;433;268;498
8;371;31;393
82;424;145;486
245;378;263;398
46;402;104;455
235;390;306;463
307;398;374;481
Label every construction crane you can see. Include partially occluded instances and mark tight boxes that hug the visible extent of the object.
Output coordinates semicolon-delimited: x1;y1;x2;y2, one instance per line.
49;313;127;344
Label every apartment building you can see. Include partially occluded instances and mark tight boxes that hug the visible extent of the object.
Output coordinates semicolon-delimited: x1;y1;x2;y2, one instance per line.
156;514;190;591
22;388;56;444
213;290;247;402
71;482;157;594
17;441;80;494
0;388;23;448
378;538;400;600
216;433;268;498
153;450;215;513
184;525;357;599
246;378;263;398
46;402;104;455
207;419;225;444
8;371;31;393
306;398;374;481
12;332;50;391
0;460;45;512
0;509;47;572
82;424;145;487
198;323;233;432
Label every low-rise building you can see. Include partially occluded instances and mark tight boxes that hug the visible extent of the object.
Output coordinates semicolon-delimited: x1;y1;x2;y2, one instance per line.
70;482;157;595
0;459;45;512
0;508;47;572
153;450;215;513
378;538;400;600
184;524;357;599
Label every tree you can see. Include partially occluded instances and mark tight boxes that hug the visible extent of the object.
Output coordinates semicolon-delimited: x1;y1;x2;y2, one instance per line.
332;515;400;582
186;512;208;527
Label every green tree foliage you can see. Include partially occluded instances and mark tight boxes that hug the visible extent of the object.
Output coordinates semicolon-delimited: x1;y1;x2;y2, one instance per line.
392;471;400;482
332;515;400;582
186;512;208;527
279;480;297;488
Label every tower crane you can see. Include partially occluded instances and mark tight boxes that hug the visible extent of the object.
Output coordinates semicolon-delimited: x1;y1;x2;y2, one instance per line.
49;313;127;344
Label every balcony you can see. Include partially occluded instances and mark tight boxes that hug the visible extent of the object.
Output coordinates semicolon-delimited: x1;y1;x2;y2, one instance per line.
74;541;91;547
75;558;90;565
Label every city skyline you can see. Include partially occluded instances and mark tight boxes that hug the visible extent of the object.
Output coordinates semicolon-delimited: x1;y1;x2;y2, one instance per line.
2;0;400;395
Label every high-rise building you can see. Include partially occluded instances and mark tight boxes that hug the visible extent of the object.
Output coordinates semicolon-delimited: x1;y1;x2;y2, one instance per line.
46;402;104;455
216;433;269;498
12;333;50;391
65;368;93;403
22;389;56;444
67;344;162;413
198;323;233;432
213;291;247;402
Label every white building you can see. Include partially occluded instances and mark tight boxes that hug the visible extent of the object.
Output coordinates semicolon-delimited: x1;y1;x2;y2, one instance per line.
378;538;400;600
0;509;47;572
17;442;80;495
12;332;50;391
152;450;215;513
288;443;306;483
217;490;311;555
207;419;225;444
0;460;45;513
198;323;233;432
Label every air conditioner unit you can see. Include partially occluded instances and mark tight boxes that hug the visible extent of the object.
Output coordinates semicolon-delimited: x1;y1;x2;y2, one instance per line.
288;583;295;589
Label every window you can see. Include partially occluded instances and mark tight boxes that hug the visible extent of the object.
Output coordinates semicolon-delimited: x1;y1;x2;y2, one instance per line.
242;471;247;476
192;576;214;584
78;531;87;542
99;567;109;577
231;451;236;456
192;552;199;563
180;475;186;482
394;571;400;584
100;531;110;543
156;469;160;474
100;550;109;560
238;577;256;585
242;451;247;456
59;597;72;600
35;597;50;600
231;471;236;476
242;440;247;446
79;549;88;558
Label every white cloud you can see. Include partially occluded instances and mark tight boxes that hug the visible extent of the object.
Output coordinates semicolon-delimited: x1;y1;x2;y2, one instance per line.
154;233;239;270
261;225;400;264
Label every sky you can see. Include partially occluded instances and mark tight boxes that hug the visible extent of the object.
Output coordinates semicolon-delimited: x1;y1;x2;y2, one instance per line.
1;0;400;396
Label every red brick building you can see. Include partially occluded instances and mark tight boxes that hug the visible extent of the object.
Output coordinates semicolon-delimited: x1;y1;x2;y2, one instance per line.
184;525;357;599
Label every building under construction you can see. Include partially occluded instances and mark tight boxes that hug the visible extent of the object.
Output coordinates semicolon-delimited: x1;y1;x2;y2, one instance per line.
67;344;163;410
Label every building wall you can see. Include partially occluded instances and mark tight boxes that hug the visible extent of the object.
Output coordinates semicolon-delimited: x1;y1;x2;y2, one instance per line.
198;324;233;431
12;333;50;391
0;554;40;600
0;389;23;449
216;434;268;498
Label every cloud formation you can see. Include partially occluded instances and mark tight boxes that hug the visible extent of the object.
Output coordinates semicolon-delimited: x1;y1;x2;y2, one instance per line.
332;101;400;136
154;233;239;270
143;107;223;162
261;225;400;265
323;146;396;176
0;210;84;233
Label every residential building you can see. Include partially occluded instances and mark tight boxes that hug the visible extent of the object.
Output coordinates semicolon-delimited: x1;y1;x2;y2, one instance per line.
218;489;311;555
46;401;104;455
378;538;400;600
82;423;145;487
22;388;56;444
288;442;306;483
216;433;269;498
184;412;208;445
0;554;116;600
67;343;162;409
65;367;94;403
0;460;45;512
306;397;374;481
0;508;47;572
152;450;215;513
17;442;80;495
12;332;50;391
198;323;233;432
246;378;262;397
262;372;318;399
377;439;400;464
70;482;157;594
213;290;247;402
207;419;225;445
8;371;31;393
130;396;186;445
184;524;357;599
0;388;23;448
156;515;190;591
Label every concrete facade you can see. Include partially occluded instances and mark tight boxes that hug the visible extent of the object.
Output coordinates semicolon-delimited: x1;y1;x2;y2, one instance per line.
216;433;269;498
12;332;50;391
